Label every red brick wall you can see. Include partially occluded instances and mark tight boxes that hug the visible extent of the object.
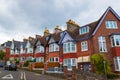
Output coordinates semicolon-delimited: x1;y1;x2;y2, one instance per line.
48;52;59;57
91;10;120;71
63;53;77;58
77;40;91;57
111;47;120;56
34;53;44;57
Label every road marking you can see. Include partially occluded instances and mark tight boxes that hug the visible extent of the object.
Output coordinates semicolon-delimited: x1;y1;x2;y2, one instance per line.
1;74;13;79
34;73;40;76
23;72;26;80
21;72;23;79
0;71;1;73
21;72;26;80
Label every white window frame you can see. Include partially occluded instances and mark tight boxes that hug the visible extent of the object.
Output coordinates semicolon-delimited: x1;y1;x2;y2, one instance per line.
80;26;89;35
63;58;77;71
111;35;120;47
20;46;25;54
106;21;118;29
98;36;107;52
81;41;88;51
35;45;44;53
63;42;76;53
49;43;59;52
27;57;33;61
49;57;59;62
10;50;14;54
114;57;120;71
15;49;19;54
27;47;33;53
36;57;44;62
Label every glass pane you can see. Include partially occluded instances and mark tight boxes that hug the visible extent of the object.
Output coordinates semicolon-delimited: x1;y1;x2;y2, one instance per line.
68;43;70;52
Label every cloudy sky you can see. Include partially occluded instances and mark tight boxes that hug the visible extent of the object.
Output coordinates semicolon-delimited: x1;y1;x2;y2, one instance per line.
0;0;120;44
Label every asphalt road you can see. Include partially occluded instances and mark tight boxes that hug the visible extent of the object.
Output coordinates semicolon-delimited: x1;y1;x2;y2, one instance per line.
0;68;64;80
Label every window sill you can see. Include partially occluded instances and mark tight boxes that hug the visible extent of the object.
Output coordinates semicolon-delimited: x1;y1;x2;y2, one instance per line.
49;51;59;53
63;52;76;54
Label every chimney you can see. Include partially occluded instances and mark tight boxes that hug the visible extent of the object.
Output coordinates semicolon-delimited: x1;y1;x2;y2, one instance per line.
54;25;62;34
66;19;79;31
44;27;50;36
23;38;28;42
35;35;41;39
29;36;34;41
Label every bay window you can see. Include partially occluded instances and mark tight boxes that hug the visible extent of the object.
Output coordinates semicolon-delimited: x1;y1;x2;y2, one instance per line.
98;36;107;52
10;50;14;54
49;43;59;52
63;58;77;70
27;47;33;53
35;46;44;53
63;42;76;53
114;57;120;71
111;35;120;47
36;57;44;62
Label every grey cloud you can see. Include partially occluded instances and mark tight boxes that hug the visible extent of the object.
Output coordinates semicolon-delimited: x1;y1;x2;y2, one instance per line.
0;0;120;43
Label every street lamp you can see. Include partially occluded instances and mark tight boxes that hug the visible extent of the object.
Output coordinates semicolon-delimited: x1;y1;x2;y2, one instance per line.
103;60;107;80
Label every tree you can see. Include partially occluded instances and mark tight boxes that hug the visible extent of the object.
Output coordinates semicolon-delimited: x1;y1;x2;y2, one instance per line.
0;50;5;60
91;53;111;74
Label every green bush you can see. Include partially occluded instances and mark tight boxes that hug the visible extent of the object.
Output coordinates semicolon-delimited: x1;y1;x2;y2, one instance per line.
107;73;120;79
23;60;33;67
91;53;111;74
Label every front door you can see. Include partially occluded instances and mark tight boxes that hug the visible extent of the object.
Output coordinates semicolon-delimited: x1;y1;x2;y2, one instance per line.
82;63;90;71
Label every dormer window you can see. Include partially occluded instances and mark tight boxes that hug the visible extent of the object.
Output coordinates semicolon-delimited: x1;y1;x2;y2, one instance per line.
79;26;89;35
106;21;117;29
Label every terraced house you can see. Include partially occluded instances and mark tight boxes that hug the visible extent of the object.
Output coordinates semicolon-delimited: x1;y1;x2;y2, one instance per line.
8;7;120;72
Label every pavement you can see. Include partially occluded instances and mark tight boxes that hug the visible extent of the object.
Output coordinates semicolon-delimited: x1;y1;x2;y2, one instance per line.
0;68;65;80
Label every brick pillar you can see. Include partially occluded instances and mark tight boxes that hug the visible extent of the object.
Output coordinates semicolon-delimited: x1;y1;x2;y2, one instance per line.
63;66;67;78
72;66;76;80
29;62;34;71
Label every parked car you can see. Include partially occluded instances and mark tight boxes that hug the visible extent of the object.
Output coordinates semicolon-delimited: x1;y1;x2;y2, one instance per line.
4;61;17;71
0;62;3;67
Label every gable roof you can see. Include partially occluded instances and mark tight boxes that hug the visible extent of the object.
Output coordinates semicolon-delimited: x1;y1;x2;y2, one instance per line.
13;40;21;50
46;32;61;45
34;36;46;47
4;41;12;48
21;42;27;49
92;6;120;35
59;29;79;44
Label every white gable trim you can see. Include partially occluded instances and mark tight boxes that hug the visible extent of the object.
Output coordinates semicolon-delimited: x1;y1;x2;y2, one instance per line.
26;41;30;48
11;41;14;49
36;40;41;46
61;32;74;43
48;37;55;44
92;7;120;36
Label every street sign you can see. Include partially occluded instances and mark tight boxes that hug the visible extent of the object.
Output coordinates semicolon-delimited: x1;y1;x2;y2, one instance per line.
59;58;63;64
59;58;63;62
1;74;13;79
